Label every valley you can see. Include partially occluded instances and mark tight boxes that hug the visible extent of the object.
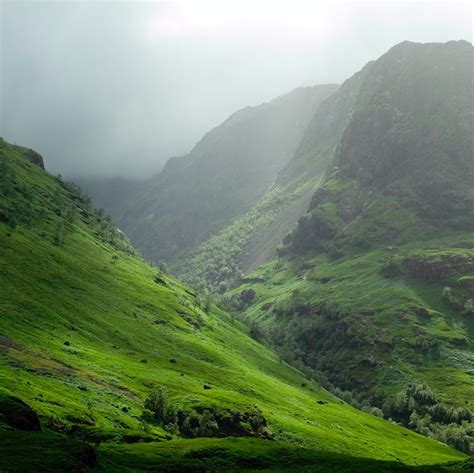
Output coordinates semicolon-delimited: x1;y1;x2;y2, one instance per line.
0;38;473;472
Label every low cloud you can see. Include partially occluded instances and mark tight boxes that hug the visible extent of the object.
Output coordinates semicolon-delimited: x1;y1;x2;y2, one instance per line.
1;1;471;178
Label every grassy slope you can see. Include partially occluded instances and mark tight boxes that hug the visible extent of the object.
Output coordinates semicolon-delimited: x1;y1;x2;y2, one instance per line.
0;140;467;471
232;236;474;405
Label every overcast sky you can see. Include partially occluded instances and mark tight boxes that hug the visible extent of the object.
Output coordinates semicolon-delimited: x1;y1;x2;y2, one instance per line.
1;1;472;179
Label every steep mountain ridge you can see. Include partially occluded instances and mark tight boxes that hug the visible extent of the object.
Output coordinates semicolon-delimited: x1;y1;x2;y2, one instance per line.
287;40;473;254
171;40;473;298
167;60;372;290
80;84;339;263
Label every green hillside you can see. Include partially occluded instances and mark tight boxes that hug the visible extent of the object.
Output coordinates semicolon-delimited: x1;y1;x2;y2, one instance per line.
0;139;470;471
229;239;473;448
223;41;474;454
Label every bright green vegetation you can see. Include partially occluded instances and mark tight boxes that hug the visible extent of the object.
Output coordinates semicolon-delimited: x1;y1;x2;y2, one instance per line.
227;238;474;453
97;438;474;473
230;238;474;390
0;139;469;470
1;40;473;471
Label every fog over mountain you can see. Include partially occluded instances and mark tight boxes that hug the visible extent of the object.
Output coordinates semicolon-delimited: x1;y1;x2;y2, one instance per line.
1;1;471;178
1;0;474;469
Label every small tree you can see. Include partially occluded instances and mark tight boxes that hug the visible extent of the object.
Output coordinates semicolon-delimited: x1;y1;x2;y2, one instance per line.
249;320;264;341
144;388;168;422
66;204;77;224
197;409;218;437
409;382;437;405
370;406;384;418
163;404;178;434
241;288;256;305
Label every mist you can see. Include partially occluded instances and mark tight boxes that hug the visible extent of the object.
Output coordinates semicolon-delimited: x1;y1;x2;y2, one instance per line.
1;0;471;179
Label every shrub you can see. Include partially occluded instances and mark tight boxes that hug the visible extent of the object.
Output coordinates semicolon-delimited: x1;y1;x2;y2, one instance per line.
240;289;256;304
53;223;66;245
382;383;473;454
144;388;169;423
408;382;437;405
197;409;218;437
441;424;471;454
204;295;212;313
370;407;384;418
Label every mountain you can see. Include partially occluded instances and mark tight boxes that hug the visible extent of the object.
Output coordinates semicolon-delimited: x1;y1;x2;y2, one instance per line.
169;175;319;292
287;40;473;254
168;78;352;290
224;40;474;453
2;138;469;470
172;40;474;291
80;85;339;263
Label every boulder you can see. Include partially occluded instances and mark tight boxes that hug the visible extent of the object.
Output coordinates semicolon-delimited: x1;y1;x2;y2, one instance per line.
0;395;41;431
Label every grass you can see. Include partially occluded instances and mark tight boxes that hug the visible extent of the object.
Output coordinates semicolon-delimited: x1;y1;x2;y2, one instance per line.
232;236;474;406
96;438;474;472
0;428;97;473
1;434;472;472
0;139;468;470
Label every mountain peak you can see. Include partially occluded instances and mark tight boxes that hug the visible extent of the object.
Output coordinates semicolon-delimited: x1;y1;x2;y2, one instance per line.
386;38;472;52
284;39;473;254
